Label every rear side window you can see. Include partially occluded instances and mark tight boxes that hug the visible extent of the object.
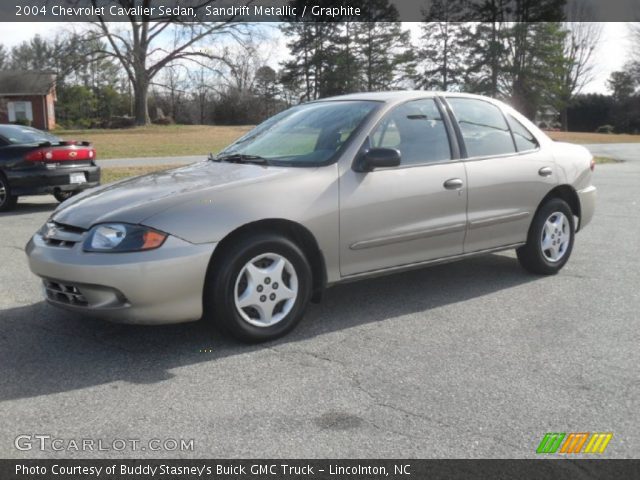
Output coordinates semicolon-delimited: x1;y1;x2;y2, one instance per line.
447;98;516;157
370;99;451;166
0;125;60;145
507;114;539;152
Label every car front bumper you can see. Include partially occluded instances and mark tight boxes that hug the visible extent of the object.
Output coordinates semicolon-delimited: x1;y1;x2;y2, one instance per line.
8;164;100;196
577;185;596;231
26;232;217;324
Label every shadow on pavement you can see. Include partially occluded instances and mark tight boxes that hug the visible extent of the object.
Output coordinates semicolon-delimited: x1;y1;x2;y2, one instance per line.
1;198;58;216
0;253;539;402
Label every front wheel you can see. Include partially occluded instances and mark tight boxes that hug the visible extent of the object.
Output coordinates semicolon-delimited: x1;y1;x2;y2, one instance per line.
204;233;312;343
517;198;575;275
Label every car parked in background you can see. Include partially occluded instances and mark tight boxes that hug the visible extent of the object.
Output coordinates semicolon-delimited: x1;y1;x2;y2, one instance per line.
0;125;100;211
26;92;596;342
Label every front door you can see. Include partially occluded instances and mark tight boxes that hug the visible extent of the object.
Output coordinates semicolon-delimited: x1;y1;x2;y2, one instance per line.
339;98;468;277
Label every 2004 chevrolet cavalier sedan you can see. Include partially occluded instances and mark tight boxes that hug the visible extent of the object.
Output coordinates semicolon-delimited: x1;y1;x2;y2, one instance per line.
26;92;596;342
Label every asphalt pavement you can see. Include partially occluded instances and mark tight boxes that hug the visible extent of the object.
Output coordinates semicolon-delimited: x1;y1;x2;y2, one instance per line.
0;157;638;459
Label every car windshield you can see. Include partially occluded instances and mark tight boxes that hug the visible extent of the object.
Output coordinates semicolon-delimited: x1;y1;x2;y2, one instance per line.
217;100;380;166
0;125;60;145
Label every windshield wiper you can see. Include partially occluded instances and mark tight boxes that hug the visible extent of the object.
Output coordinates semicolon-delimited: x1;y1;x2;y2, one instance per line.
214;153;271;165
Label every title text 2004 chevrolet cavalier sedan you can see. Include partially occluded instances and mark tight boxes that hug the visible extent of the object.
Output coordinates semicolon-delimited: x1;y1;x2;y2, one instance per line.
26;92;596;342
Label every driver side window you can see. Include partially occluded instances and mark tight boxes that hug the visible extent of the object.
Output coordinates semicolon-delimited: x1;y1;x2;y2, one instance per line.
370;99;451;166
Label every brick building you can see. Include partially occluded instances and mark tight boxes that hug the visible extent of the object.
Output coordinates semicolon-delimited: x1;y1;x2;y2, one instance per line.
0;71;57;130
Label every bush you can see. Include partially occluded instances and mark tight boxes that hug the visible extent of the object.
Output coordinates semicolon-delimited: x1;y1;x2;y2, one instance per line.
595;124;615;134
152;116;174;125
105;116;136;129
12;118;32;127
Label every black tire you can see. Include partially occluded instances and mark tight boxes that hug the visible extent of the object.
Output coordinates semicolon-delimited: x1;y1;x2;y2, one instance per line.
0;173;18;212
517;198;575;275
204;232;313;343
54;190;77;203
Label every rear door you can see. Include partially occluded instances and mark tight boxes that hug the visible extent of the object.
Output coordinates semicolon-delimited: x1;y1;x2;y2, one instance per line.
443;97;557;253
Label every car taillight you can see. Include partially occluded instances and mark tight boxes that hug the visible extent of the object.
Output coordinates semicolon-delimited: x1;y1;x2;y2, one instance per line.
25;148;52;162
25;147;96;162
590;158;595;171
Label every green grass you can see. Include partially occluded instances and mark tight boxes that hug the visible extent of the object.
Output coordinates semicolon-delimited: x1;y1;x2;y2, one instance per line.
593;156;623;164
547;131;640;144
55;125;252;160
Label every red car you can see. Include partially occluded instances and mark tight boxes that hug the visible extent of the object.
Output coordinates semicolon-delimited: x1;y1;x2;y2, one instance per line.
0;125;100;211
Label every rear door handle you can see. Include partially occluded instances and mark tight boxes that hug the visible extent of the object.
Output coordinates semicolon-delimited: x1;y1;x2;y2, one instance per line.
538;166;553;177
443;178;464;190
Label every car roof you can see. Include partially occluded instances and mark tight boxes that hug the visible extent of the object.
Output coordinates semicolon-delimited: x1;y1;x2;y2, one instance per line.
316;90;500;104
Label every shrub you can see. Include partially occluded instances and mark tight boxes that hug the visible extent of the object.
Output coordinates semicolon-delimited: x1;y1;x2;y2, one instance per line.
12;118;32;127
152;116;174;125
595;124;615;134
106;116;136;129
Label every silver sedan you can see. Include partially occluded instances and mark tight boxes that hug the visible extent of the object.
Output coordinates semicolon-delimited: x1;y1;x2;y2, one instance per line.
26;91;596;342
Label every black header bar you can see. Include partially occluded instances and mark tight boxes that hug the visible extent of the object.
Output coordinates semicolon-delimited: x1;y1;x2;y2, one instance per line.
2;459;639;480
2;0;638;22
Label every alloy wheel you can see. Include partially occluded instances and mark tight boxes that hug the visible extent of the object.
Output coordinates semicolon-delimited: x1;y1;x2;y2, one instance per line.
234;252;299;327
541;211;571;262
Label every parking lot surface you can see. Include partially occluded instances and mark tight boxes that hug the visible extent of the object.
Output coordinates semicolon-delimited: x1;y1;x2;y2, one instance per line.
0;161;638;458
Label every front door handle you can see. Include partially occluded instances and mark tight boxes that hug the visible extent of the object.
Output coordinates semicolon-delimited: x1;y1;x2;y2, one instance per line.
443;178;464;190
538;166;553;177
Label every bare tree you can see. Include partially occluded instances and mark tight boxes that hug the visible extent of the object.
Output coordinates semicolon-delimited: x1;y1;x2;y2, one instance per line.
628;23;640;79
90;1;250;125
556;2;603;129
0;44;7;69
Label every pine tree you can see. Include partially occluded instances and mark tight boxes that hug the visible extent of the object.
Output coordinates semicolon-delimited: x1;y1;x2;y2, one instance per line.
416;0;468;91
353;22;413;91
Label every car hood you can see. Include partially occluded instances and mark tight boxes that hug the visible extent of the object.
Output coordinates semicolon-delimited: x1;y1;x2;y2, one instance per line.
52;161;294;230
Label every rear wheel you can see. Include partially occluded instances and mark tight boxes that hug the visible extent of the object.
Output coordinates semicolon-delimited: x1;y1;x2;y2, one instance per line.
204;233;312;342
0;174;18;212
517;198;575;275
54;190;77;203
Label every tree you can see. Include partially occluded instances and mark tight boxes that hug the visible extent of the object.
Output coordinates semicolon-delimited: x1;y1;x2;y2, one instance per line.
608;71;636;102
628;23;640;78
0;44;7;69
280;21;341;100
607;70;639;133
354;22;413;91
254;66;279;116
90;4;248;125
350;0;411;92
506;22;567;120
281;0;407;98
551;1;602;130
417;0;468;91
463;0;514;96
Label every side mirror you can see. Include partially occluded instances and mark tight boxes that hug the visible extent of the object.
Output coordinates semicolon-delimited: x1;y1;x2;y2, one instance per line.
354;148;401;172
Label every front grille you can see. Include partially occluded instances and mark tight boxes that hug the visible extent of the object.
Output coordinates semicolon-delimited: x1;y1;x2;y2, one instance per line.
42;221;85;248
44;280;88;306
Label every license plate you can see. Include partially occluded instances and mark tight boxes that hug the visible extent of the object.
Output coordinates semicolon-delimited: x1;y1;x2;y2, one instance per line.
69;173;86;184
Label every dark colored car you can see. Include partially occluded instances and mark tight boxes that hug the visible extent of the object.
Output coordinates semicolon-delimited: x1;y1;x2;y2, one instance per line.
0;125;100;212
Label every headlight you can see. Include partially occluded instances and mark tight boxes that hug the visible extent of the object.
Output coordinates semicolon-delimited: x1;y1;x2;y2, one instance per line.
83;223;167;253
